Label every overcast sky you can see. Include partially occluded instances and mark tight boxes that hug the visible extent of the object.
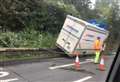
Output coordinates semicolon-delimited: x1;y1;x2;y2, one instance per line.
91;0;96;4
90;0;96;9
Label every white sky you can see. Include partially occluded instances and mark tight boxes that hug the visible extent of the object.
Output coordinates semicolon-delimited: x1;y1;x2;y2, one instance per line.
90;0;96;4
89;0;96;9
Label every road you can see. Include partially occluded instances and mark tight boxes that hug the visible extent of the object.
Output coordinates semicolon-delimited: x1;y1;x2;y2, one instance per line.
0;55;115;82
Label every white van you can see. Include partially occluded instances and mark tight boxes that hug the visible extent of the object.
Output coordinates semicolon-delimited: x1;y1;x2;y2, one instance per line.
56;15;109;56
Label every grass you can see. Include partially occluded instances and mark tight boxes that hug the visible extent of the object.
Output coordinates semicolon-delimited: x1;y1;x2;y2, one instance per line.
0;51;60;62
0;55;38;62
0;30;57;48
0;29;58;62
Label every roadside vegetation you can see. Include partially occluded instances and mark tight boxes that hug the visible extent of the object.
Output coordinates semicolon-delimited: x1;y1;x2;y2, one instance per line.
0;50;60;62
0;0;98;48
0;31;57;48
0;0;119;49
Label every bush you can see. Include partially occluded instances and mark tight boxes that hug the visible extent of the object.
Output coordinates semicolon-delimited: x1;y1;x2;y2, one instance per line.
0;30;57;48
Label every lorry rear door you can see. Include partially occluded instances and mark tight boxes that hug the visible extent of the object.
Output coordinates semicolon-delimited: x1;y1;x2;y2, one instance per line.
56;15;85;54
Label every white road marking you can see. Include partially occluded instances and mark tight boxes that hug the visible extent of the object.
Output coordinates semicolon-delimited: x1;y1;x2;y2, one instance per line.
0;78;18;82
0;71;9;78
0;71;19;82
49;59;93;70
73;76;92;82
49;63;74;70
86;59;94;61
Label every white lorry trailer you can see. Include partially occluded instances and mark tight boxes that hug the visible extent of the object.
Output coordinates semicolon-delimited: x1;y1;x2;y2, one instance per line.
56;15;109;56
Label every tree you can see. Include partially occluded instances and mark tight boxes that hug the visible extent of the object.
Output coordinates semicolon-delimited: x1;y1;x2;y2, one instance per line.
108;3;120;49
0;0;67;34
63;0;99;20
95;1;120;49
0;0;47;31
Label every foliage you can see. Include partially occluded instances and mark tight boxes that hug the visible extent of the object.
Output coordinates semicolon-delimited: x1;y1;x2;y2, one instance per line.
63;0;100;20
107;4;120;49
96;1;120;49
0;0;66;34
0;30;56;48
0;0;92;48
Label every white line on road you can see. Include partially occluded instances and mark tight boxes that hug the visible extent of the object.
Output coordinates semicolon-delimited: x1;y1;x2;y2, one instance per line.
0;71;9;78
49;59;93;70
86;59;94;61
0;78;18;82
49;63;74;70
73;76;92;82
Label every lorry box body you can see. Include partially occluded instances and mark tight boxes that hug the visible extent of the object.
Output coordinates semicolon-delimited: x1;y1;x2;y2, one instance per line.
56;15;109;56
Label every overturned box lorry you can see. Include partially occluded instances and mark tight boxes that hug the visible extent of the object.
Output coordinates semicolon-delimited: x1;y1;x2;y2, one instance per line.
56;15;109;56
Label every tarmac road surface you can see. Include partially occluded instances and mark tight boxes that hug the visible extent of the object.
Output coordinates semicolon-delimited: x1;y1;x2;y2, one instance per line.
0;55;115;82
